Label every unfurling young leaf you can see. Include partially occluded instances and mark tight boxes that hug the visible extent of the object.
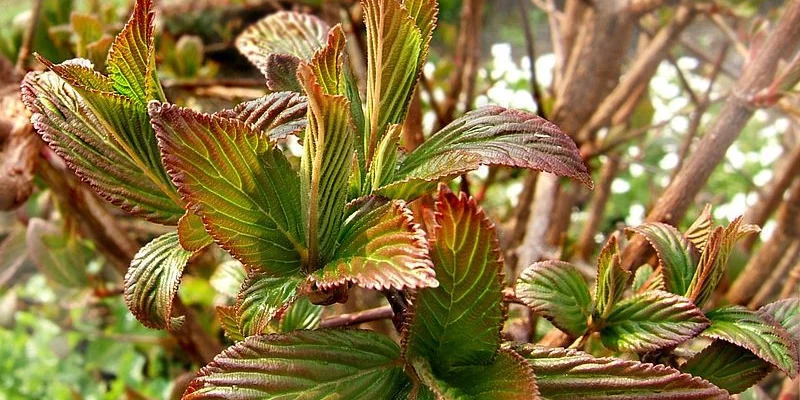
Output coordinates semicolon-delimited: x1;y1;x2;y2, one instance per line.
510;343;729;399
684;203;714;251
184;329;408;399
123;231;191;330
600;290;708;353
214;91;308;141
594;235;629;318
235;272;303;337
515;260;593;337
628;222;698;297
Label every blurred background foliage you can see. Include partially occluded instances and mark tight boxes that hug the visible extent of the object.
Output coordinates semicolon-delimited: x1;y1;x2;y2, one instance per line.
0;0;797;398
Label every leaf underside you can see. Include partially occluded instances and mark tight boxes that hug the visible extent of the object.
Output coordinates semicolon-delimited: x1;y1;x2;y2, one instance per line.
214;92;308;141
403;189;505;371
151;102;305;275
310;196;436;290
515;260;592;337
123;231;191;329
184;329;408;399
510;343;729;399
680;340;772;394
601;290;708;353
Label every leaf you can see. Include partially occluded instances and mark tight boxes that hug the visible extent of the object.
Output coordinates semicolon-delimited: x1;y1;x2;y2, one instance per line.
594;236;629;318
106;0;164;103
510;343;729;399
21;71;184;224
684;204;713;251
601;290;708;353
123;231;191;330
26;218;91;288
515;260;592;337
308;25;347;95
297;63;354;264
183;329;409;399
628;222;698;297
369;124;402;190
687;218;759;307
403;189;504;371
363;0;423;165
279;297;322;331
209;260;246;298
310;196;435;290
412;349;538;400
235;271;303;337
401;0;438;72
759;298;800;340
150;102;305;275
680;341;772;394
381;106;592;200
177;212;212;252
236;11;329;91
702;305;798;375
214;92;308;141
216;305;245;342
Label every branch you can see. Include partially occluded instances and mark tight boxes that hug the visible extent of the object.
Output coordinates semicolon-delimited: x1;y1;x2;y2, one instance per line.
15;0;43;73
748;240;800;308
621;1;800;271
320;305;394;328
575;153;621;261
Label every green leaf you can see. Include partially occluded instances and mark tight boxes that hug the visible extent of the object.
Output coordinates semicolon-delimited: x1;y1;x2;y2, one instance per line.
380;106;592;200
21;70;184;224
594;236;629;318
702;306;798;375
235;11;329;91
401;0;438;72
363;0;423;166
412;349;538;400
214;92;308;141
183;329;409;399
216;305;245;342
279;297;322;331
601;290;708;352
106;0;164;103
123;231;191;330
510;343;729;399
310;196;436;290
209;260;246;298
150;102;305;274
759;298;800;340
684;204;714;252
308;25;348;95
235;272;303;337
297;63;354;264
686;218;759;307
632;264;664;294
403;189;503;371
26;218;91;288
515;260;592;337
628;222;698;297
369;124;402;190
680;341;771;394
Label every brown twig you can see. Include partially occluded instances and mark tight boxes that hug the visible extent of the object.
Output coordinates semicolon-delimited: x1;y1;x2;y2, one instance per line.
748;240;800;308
621;1;800;272
15;0;43;73
575;154;621;261
518;0;545;118
320;305;394;328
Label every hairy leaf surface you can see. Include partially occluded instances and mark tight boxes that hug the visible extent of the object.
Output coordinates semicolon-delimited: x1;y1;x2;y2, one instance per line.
184;329;408;399
403;190;505;371
680;341;771;394
151;103;305;274
297;64;354;264
510;343;729;399
21;71;183;224
123;232;191;329
702;306;798;375
628;223;698;297
759;298;800;340
594;236;629;318
236;272;302;337
216;305;245;342
601;290;708;352
310;196;435;290
381;106;592;200
363;0;423;164
215;92;307;141
515;260;592;337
